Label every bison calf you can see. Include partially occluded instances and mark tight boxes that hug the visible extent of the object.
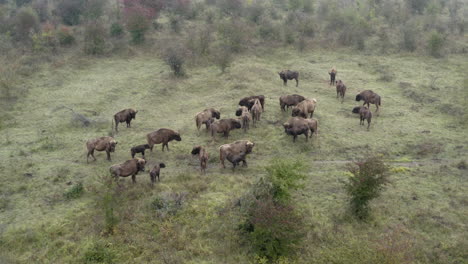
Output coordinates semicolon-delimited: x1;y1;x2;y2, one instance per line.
86;136;117;163
110;158;146;184
131;144;150;158
239;95;265;111
329;68;337;85
279;70;299;87
192;146;209;174
150;163;166;184
336;80;346;103
113;109;138;132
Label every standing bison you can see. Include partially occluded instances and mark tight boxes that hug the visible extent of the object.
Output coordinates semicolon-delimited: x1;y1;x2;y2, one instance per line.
336;80;346;103
195;108;221;132
329;68;337;85
355;90;381;113
292;98;317;118
192;146;209;174
210;118;242;139
219;140;255;169
86;136;117;163
235;106;252;132
146;128;181;152
279;94;305;112
239;95;265;111
251;99;262;127
113;109;138;132
278;70;299;87
109;158;146;184
150;163;166;184
283;117;318;142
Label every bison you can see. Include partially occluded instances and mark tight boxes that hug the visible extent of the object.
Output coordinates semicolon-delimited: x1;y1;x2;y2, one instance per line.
219;140;255;169
86;136;117;163
358;106;372;130
278;70;299;87
336;80;346;103
130;144;150;158
329;68;337;85
146;128;181;152
239;95;265;111
210;118;242;139
279;94;305;112
251;99;262;127
109;158;146;184
355;90;381;113
292;98;317;118
113;109;138;132
191;146;209;174
235;106;252;133
149;163;166;184
195;108;221;132
283;117;318;142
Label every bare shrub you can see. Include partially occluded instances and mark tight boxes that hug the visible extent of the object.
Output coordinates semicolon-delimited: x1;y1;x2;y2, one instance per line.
163;43;188;77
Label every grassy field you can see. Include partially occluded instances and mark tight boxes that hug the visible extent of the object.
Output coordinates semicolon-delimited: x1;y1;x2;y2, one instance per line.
0;47;467;263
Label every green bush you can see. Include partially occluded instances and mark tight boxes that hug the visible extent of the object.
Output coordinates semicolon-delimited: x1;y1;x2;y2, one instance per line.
57;26;75;46
84;23;106;55
83;242;115;264
344;156;390;219
265;159;306;203
213;45;233;73
125;9;150;44
428;31;444;57
217;19;249;52
64;182;84;200
110;22;124;37
56;0;85;26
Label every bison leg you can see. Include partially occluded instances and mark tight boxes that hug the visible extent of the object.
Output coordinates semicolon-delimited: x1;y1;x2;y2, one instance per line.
87;149;96;163
367;119;371;130
141;150;145;158
132;174;136;183
310;111;314;119
293;135;297;142
296;78;298;87
283;80;287;86
242;159;248;167
106;150;111;161
131;151;135;159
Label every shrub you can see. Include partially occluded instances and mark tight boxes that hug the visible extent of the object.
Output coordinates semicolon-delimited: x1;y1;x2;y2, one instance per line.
163;44;187;76
217;19;249;52
218;0;243;16
84;22;106;55
14;7;39;41
186;25;212;56
16;0;32;7
265;159;306;204
83;0;106;21
123;0;155;43
213;45;233;73
169;14;182;33
64;182;84;200
56;0;85;25
32;0;49;22
83;242;115;264
427;31;444;57
400;26;418;52
110;22;124;37
150;192;187;218
344;156;390;219
57;26;75;46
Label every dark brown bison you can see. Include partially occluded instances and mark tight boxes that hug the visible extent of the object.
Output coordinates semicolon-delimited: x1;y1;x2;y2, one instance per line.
86;136;117;163
191;146;208;174
113;109;138;132
251;99;262;127
279;94;305;111
195;108;221;132
279;70;299;87
210;118;242;139
110;158;146;183
235;106;252;133
329;68;337;85
146;128;181;152
292;98;317;118
358;106;372;130
336;80;346;103
239;95;265;111
150;163;166;184
283;117;318;142
131;144;150;158
355;90;381;113
219;140;255;169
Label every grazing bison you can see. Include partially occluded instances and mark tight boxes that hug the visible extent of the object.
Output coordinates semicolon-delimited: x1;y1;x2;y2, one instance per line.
146;128;181;152
251;99;262;127
329;68;337;85
358;106;372;130
195;108;221;132
219;140;255;169
86;136;117;163
279;94;305;112
292;98;317;118
109;158;146;184
283;117;318;142
355;90;381;113
210;118;242;139
278;70;299;87
130;144;150;158
239;95;265;111
236;106;252;133
336;80;346;103
113;109;138;132
191;146;209;174
150;163;166;184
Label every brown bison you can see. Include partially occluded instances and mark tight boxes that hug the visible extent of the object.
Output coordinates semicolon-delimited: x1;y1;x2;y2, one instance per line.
251;99;262;127
355;90;381;113
130;144;150;158
109;158;146;184
146;128;181;152
210;118;242;139
191;146;209;174
113;109;138;132
279;94;305;111
279;70;299;87
358;106;372;130
329;68;337;85
150;163;166;184
239;95;265;111
292;98;317;118
283;117;318;142
195;108;221;132
86;136;117;163
235;106;252;132
219;140;255;169
336;80;346;103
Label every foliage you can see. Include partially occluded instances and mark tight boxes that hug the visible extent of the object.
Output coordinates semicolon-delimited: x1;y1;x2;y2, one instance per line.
31;24;57;52
83;0;106;21
84;22;106;55
265;159;306;203
32;0;49;22
150;192;187;218
83;242;116;264
345;156;390;219
163;44;187;76
123;0;155;43
57;26;75;46
427;31;444;57
110;22;124;37
217;19;249;53
213;45;233;73
16;0;32;7
14;7;39;41
56;0;85;25
64;182;84;200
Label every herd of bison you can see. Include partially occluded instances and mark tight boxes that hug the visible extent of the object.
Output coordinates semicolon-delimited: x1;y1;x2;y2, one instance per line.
85;69;382;185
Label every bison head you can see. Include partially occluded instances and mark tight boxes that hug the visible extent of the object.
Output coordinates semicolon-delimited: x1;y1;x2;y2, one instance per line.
108;140;117;152
232;119;242;129
352;106;362;114
245;141;255;153
278;71;286;80
137;158;146;172
191;146;202;155
130;109;138;119
173;133;182;141
143;144;151;149
291;108;300;117
235;108;243;117
159;163;166;168
212;110;221;119
355;94;363;101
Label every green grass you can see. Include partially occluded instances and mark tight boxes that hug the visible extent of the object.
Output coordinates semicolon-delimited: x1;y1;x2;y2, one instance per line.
0;47;467;263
